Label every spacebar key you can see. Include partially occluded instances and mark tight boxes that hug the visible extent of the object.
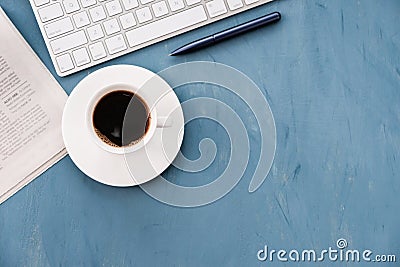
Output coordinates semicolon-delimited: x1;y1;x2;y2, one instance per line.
126;6;207;47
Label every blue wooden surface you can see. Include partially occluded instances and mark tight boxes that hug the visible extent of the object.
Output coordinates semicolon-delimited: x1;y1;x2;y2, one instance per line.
0;0;399;266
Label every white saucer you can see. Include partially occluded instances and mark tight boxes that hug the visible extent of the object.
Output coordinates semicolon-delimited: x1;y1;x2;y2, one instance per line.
62;65;184;186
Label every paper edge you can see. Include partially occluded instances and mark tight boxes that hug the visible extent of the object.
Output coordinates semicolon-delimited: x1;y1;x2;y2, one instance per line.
0;149;67;205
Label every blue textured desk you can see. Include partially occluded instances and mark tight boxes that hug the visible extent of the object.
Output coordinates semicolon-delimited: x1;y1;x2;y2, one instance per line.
1;0;399;266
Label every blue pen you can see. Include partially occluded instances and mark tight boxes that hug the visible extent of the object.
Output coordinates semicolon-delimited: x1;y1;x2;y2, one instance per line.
169;11;281;56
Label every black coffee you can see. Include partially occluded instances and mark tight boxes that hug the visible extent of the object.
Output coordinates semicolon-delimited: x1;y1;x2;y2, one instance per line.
93;90;150;147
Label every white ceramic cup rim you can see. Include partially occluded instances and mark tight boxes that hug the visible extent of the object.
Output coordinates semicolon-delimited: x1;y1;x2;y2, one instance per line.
86;84;158;155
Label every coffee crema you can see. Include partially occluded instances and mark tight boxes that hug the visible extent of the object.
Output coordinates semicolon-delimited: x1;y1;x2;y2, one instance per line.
92;90;151;148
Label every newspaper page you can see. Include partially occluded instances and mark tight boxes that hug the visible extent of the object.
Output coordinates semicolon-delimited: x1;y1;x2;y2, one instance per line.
0;7;68;204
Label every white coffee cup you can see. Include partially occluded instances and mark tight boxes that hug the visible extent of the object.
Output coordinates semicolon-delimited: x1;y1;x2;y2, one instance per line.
86;83;171;155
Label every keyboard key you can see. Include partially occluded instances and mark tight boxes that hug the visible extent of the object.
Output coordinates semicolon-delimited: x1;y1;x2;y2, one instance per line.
168;0;185;12
73;11;90;28
103;18;121;35
244;0;259;4
185;0;201;6
72;47;91;66
89;6;106;22
44;17;74;38
152;1;168;17
63;0;81;13
121;0;139;10
226;0;243;10
50;30;88;54
127;6;207;46
140;0;154;4
87;24;104;41
56;54;74;72
89;42;107;60
206;0;227;18
38;3;64;23
105;34;127;54
119;13;136;29
34;0;50;7
136;7;152;24
80;0;97;8
105;0;123;16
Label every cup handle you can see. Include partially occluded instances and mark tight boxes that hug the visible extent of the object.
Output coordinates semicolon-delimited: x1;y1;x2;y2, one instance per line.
157;116;173;128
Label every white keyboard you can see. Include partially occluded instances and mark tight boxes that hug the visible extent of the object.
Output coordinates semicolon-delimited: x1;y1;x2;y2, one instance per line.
29;0;274;76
